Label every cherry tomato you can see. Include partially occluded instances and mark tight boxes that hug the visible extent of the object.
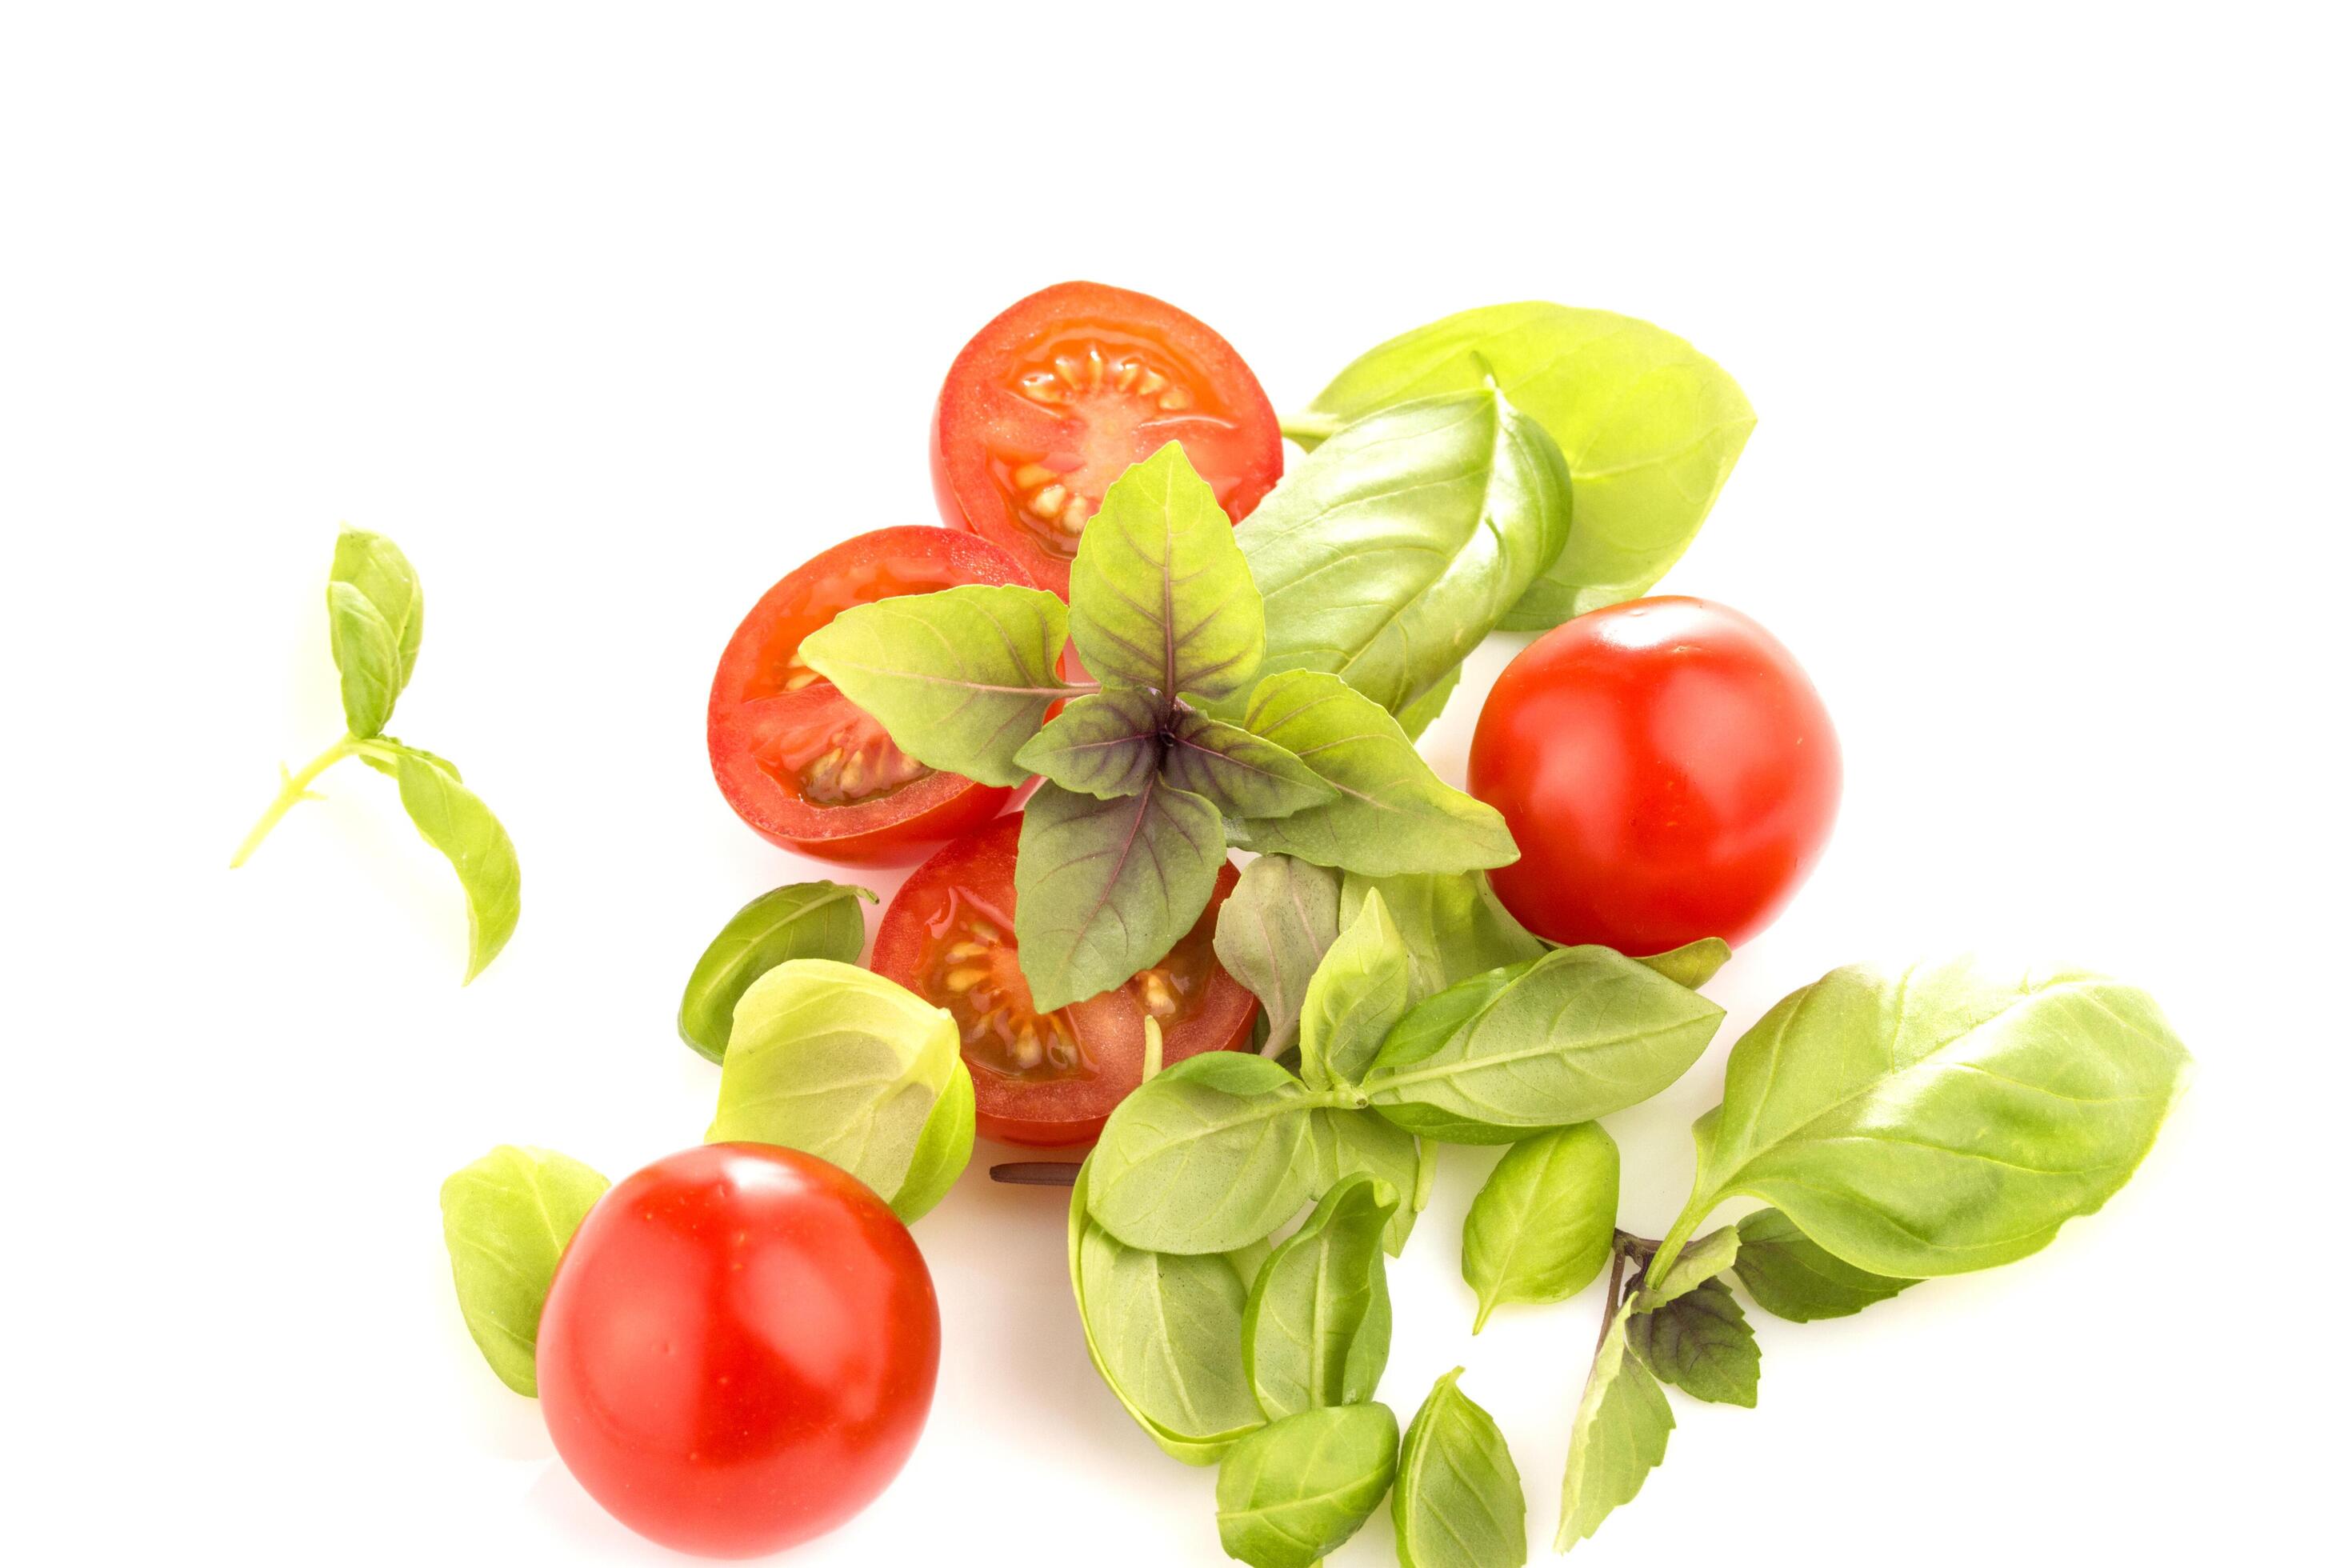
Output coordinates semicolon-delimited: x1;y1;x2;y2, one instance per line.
707;526;1034;865
1470;597;1840;954
872;814;1258;1146
536;1143;940;1558
930;281;1282;597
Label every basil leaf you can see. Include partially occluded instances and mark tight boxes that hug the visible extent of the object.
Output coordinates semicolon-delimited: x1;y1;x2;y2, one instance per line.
675;881;875;1062
1238;388;1570;718
1394;661;1461;742
1732;1207;1917;1322
1087;1052;1319;1254
892;1058;977;1222
1243;1174;1398;1420
380;743;520;982
1670;957;2193;1280
1636;937;1732;990
438;1146;607;1397
1286;302;1754;626
1308;1109;1429;1257
1216;1403;1401;1568
1339;870;1546;1004
1070;442;1264;705
706;959;966;1214
1363;947;1724;1142
1462;1122;1619;1332
1213;855;1343;1055
1635;1225;1740;1310
1555;1298;1674;1553
1230;671;1517;876
1392;1368;1527;1568
1014;688;1166;800
1162;709;1334;820
1625;1277;1758;1408
1298;890;1410;1090
798;583;1073;786
327;529;425;738
1014;778;1226;1012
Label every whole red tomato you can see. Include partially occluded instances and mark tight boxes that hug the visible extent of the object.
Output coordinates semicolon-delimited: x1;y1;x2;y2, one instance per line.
536;1143;940;1558
1470;597;1839;955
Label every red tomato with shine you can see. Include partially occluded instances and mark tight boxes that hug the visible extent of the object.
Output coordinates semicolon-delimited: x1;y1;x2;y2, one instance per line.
930;281;1282;598
873;814;1258;1146
537;1143;940;1558
1470;597;1840;955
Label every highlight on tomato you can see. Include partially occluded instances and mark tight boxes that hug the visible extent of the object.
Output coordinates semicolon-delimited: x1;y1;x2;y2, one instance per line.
872;814;1259;1146
707;526;1034;865
929;280;1283;597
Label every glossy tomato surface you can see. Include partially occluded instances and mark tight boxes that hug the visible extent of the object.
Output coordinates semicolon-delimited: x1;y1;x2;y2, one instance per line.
537;1143;940;1558
707;526;1031;864
872;814;1258;1146
1470;597;1840;954
930;281;1282;597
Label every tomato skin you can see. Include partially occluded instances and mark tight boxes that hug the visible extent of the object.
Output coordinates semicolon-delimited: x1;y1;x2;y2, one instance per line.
536;1144;940;1559
1470;597;1840;955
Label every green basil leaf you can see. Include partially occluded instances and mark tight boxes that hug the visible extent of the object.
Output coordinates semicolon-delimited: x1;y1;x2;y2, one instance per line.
1285;302;1755;626
1242;1174;1398;1420
1364;947;1724;1142
706;959;965;1213
1392;1368;1527;1568
438;1146;607;1396
1635;1225;1740;1310
1636;937;1732;990
1230;671;1517;876
1462;1122;1619;1332
1732;1207;1917;1322
1070;442;1265;704
1394;661;1461;742
1555;1298;1674;1553
1088;1051;1319;1254
676;881;875;1063
381;743;520;982
327;528;424;738
1308;1109;1429;1258
1014;778;1227;1012
1671;957;2193;1279
1013;687;1166;799
891;1057;977;1222
1625;1277;1758;1408
798;583;1073;786
1298;890;1410;1090
1339;870;1546;1004
1213;855;1343;1056
1162;709;1335;820
1216;1403;1401;1568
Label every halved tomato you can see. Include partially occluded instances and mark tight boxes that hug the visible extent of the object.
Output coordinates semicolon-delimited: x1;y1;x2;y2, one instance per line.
930;281;1283;597
872;814;1259;1146
707;527;1034;865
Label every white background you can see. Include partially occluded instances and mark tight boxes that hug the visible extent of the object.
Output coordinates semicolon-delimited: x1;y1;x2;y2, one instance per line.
6;4;2344;1563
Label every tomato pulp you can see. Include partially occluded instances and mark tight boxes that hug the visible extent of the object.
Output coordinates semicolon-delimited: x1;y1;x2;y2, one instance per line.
930;281;1282;597
536;1143;940;1558
707;527;1033;864
873;814;1258;1146
1470;597;1841;954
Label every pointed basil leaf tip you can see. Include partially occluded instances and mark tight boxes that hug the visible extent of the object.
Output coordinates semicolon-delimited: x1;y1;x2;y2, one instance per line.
1069;442;1265;705
1213;855;1343;1057
1242;1174;1398;1421
1237;386;1571;719
326;528;425;738
439;1146;608;1397
1733;1208;1918;1322
796;583;1072;787
1635;1225;1740;1310
1462;1122;1620;1333
381;743;520;982
1013;778;1226;1013
1288;302;1754;626
1392;1369;1528;1568
1297;889;1411;1091
1087;1052;1318;1255
1308;1109;1428;1257
1394;660;1462;742
1160;710;1335;820
1229;670;1518;876
1013;688;1166;800
1339;869;1546;1005
1626;1278;1759;1408
1215;1403;1402;1568
676;881;875;1063
706;960;970;1218
1635;937;1734;990
1556;1298;1674;1553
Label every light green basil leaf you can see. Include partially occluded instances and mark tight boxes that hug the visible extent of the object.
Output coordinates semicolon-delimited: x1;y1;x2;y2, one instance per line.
1732;1207;1918;1322
1394;661;1461;742
1013;687;1166;799
891;1057;976;1222
326;528;424;738
1162;708;1335;820
1286;302;1755;626
1668;957;2193;1280
1213;855;1343;1055
1625;1277;1758;1408
1216;1403;1401;1568
798;583;1073;786
1308;1109;1428;1257
1555;1298;1674;1553
1462;1122;1619;1332
439;1146;607;1396
1230;671;1517;876
1298;890;1410;1090
676;881;875;1062
1070;442;1265;704
1087;1052;1319;1254
1340;870;1546;1004
1634;1226;1740;1310
381;743;520;982
1392;1368;1527;1568
1636;938;1733;990
1014;778;1227;1011
1243;1174;1398;1420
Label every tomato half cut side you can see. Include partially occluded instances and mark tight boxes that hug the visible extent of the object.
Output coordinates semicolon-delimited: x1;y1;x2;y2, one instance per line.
708;526;1034;866
930;281;1283;598
872;814;1258;1146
